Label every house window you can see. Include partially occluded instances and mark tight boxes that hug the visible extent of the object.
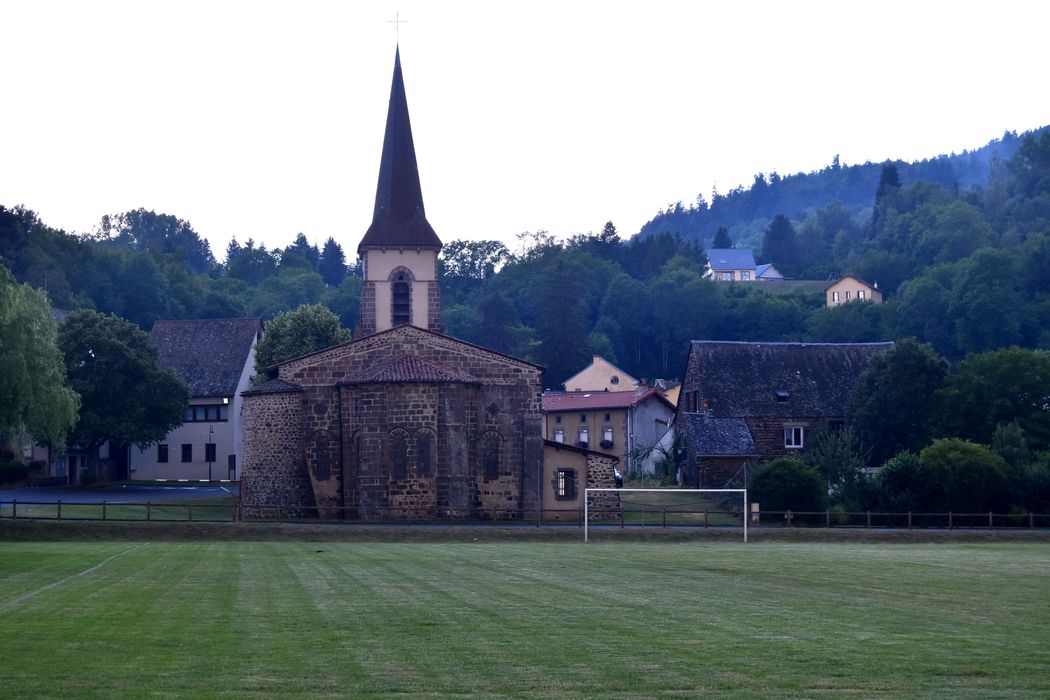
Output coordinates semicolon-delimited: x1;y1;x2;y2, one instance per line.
484;434;501;481
610;375;619;385
858;290;866;300
554;468;577;499
784;426;805;449
577;428;589;448
832;291;840;303
845;290;852;300
721;272;732;281
205;443;216;463
553;429;564;444
604;413;611;421
555;415;562;424
157;444;169;463
601;427;614;448
741;270;751;281
181;444;192;462
183;405;229;422
392;272;411;326
580;414;586;423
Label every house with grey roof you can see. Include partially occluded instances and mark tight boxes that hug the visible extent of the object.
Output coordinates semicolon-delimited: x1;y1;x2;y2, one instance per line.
675;340;892;488
703;248;784;282
128;317;262;481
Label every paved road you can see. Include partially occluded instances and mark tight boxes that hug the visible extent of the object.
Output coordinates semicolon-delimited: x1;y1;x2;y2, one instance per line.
0;483;239;504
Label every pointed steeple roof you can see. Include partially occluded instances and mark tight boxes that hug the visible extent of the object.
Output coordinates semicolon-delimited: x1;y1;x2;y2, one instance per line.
358;47;442;254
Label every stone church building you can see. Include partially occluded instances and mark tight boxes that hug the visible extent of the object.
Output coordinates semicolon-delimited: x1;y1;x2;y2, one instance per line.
239;49;552;519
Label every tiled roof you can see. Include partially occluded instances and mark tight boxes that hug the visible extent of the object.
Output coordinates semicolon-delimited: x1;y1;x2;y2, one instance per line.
684;340;892;418
541;388;667;412
341;353;479;385
242;378;304;396
681;414;757;456
706;248;756;271
151;318;261;398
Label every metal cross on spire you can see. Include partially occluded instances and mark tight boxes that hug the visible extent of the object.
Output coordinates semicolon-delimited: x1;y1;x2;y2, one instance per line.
388;11;407;44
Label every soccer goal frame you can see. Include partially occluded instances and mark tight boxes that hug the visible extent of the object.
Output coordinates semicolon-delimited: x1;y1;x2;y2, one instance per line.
583;488;748;543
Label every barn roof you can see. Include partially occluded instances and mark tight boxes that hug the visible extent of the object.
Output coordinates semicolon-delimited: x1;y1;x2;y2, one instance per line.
680;414;758;456
683;340;892;418
151;318;261;398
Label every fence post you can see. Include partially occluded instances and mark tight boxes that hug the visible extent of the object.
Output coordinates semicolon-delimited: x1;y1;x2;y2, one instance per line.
907;511;912;529
785;510;793;527
1031;512;1035;529
12;499;15;519
662;508;667;529
866;511;871;529
825;510;830;528
704;510;708;528
188;503;193;522
147;501;151;522
102;502;107;521
989;511;993;529
948;512;953;530
57;500;62;521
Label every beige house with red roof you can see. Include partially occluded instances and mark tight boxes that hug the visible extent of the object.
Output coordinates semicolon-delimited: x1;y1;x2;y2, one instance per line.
541;389;675;473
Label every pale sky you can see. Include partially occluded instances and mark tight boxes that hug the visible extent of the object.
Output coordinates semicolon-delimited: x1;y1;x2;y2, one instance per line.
2;1;1047;260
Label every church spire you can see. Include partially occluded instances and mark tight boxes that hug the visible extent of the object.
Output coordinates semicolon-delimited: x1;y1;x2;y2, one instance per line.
358;47;442;254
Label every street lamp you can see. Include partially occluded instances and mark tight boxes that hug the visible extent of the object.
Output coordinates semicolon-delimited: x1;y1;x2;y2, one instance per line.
206;425;214;482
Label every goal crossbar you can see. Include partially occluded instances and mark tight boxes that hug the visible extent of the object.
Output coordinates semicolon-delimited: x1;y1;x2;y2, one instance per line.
583;488;748;543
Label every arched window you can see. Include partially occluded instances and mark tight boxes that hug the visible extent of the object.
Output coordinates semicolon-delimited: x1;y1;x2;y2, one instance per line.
482;432;502;482
416;429;435;477
390;429;409;480
390;268;413;326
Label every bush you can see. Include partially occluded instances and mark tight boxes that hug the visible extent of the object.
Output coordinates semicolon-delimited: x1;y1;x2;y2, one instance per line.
878;451;923;512
749;456;826;513
918;439;1011;513
0;457;30;484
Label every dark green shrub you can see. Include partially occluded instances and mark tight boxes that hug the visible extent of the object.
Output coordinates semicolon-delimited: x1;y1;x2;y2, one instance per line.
878;451;923;512
918;439;1011;513
0;457;30;484
750;456;826;512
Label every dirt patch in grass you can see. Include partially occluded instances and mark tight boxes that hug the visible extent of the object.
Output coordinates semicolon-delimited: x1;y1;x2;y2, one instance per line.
3;519;1049;543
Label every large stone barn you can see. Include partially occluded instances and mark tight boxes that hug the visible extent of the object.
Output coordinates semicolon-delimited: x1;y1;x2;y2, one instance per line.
676;340;893;488
239;48;545;519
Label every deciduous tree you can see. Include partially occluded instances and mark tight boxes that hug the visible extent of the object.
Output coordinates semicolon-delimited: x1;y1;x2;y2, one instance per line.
253;303;351;376
58;310;187;479
0;266;79;450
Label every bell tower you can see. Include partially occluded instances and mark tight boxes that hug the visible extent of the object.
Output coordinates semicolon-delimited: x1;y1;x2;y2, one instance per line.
358;47;442;336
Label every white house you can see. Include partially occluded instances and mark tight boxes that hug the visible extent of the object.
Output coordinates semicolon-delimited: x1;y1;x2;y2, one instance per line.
128;318;262;481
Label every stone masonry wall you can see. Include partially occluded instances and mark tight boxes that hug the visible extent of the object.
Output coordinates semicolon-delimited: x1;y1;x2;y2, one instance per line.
240;391;315;518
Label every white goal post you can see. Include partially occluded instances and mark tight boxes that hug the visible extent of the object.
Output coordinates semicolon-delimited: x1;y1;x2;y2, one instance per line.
583;488;748;543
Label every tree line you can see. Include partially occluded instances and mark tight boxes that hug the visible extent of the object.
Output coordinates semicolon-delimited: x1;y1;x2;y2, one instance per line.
750;339;1050;517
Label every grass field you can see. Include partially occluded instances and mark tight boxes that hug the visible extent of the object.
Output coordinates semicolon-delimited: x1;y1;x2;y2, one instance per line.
1;540;1048;698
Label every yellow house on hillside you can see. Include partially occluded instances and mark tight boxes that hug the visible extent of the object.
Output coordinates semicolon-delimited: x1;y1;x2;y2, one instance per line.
563;355;638;392
825;276;883;307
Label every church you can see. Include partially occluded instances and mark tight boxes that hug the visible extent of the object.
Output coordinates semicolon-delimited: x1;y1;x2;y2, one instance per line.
239;49;548;519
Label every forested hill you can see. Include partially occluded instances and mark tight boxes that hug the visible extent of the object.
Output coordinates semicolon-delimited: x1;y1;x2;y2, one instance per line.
638;126;1049;247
